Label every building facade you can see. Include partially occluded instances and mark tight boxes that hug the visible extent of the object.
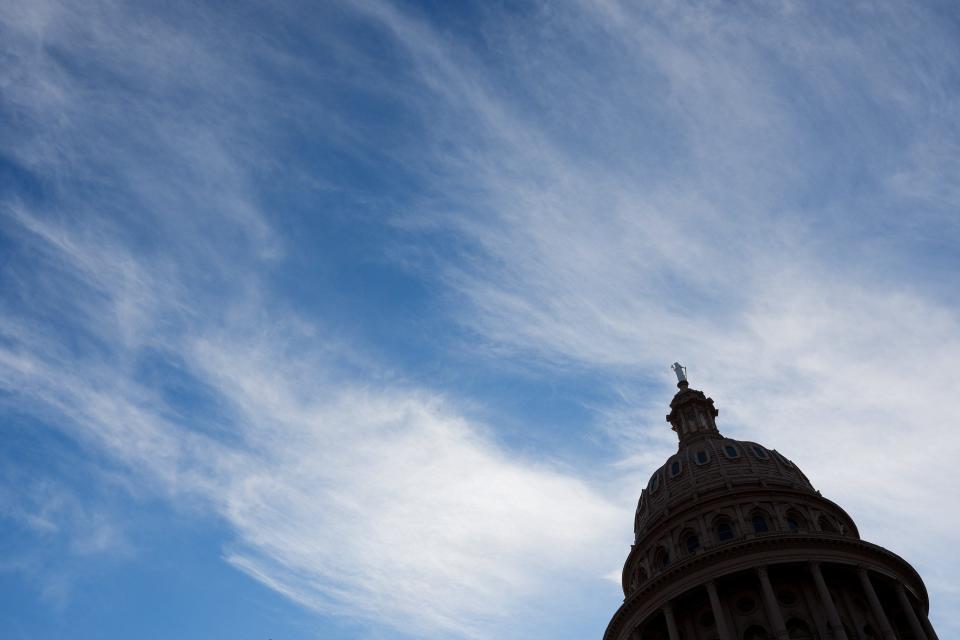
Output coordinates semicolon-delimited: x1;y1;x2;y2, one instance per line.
604;373;939;640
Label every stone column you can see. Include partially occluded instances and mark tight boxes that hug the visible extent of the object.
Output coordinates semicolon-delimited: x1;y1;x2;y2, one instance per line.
733;503;749;535
697;513;710;548
664;535;677;566
706;580;733;640
663;602;680;640
683;610;699;640
809;562;849;640
858;567;897;640
757;565;789;640
895;583;927;640
800;579;831;640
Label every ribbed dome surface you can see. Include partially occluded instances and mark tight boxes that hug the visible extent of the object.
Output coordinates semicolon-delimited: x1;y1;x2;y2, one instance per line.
635;437;815;536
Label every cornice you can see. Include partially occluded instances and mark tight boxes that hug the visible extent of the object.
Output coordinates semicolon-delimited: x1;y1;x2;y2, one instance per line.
605;534;928;640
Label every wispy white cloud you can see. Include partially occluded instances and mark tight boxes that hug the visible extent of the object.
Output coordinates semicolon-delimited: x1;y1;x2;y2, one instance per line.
0;462;134;610
0;209;626;636
1;2;628;635
3;0;959;638
343;0;960;633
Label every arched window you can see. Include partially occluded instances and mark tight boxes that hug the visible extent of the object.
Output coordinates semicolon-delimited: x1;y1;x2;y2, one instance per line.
752;445;769;459
695;449;709;465
786;619;813;639
743;625;769;640
670;459;682;477
752;511;770;534
715;518;735;542
736;595;758;615
818;515;838;534
786;510;806;532
724;443;740;458
684;531;700;554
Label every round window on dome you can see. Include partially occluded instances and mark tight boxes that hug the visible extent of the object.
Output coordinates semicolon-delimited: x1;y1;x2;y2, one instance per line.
670;459;682;477
787;619;813;639
723;443;740;458
695;449;709;465
736;596;758;615
752;445;769;459
649;473;660;492
744;625;769;640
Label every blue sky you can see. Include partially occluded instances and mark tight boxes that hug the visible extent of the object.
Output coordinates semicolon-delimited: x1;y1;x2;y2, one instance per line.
2;1;959;638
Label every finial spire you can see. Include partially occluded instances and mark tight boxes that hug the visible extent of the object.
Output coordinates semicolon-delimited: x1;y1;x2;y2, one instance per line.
671;362;688;389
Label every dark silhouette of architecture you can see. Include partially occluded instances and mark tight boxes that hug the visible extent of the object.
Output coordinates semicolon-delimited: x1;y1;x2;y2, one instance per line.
604;368;939;640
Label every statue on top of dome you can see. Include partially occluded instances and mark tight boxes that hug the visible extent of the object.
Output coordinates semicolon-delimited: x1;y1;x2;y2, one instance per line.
671;362;688;383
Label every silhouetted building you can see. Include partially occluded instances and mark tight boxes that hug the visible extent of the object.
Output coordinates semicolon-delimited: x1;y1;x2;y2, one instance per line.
604;372;939;640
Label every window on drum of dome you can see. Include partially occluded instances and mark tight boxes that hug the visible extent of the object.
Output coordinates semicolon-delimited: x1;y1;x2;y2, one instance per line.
685;532;700;554
752;512;770;533
818;515;838;534
716;518;734;542
696;449;709;464
752;445;768;459
724;444;740;458
786;511;805;532
670;460;682;477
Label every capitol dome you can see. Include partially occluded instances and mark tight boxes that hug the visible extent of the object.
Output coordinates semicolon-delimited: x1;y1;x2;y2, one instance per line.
626;378;861;596
606;368;936;640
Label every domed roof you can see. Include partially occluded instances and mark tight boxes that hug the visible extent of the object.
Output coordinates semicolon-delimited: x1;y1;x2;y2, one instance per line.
635;435;815;534
634;378;816;536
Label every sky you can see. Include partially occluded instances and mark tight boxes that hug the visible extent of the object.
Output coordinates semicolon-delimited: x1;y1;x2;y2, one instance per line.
1;0;959;638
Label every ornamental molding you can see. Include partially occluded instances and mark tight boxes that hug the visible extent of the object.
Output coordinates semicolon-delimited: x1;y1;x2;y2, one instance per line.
605;535;928;640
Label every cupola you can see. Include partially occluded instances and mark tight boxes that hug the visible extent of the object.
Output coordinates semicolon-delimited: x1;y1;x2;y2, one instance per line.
666;363;721;446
